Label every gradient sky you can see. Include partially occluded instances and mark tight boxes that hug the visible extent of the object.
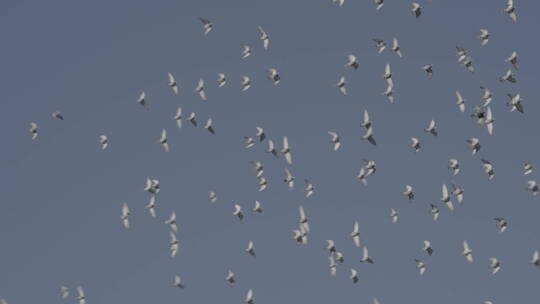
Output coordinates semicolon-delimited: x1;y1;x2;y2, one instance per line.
1;0;540;303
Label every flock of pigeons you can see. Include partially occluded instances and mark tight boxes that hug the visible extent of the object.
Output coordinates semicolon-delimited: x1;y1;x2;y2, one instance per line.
2;0;537;304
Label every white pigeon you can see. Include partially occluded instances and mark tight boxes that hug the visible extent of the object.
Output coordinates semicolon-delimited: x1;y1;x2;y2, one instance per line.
350;221;361;247
327;131;341;151
267;68;280;85
349;268;359;283
390;208;398;223
414;259;426;275
449;159;460;175
456;46;468;63
292;226;308;245
336;76;347;95
99;135;108;150
304;179;315;197
422;240;434;256
523;162;534;175
241;44;252;59
481;159;495;180
120;203;130;229
422;64;433;79
165;211;178;233
195;78;207;101
199;17;213;35
430;204;440;221
209;191;217;203
500;69;516;83
373;39;387;53
76;286;86;304
172;107;182;128
451;183;464;204
298;205;310;233
233;204;244;220
159;128;169;152
251;161;264;177
137;91;148;109
504;0;517;23
204;118;215;134
357;167;368;185
411;2;422;18
241;76;252;91
144;195;157;218
480;86;493;106
506;51;519;70
281;136;292;164
52;110;64;120
506;93;524;113
258;26;269;50
284;168;295;189
29;122;38;140
345;55;359;70
252;200;263;213
362;126;377;146
462;57;475;73
391;37;402;57
173;275;184;288
245;240;256;257
410;137;421;152
335;251;345;264
333;0;345;7
60;285;69;299
489;257;501;275
217;73;227;87
244;136;255;148
403;185;414;200
467;138;481;155
255;127;266;142
364;159;377;176
440;184;454;211
244;289;255;304
329;256;337;276
225;270;236;285
326;240;337;253
258;176;268;192
167;72;178;95
462;241;473;263
455;90;465;112
527;180;539;196
143;178;160;194
169;231;179;257
494;218;508;233
479;29;490;46
530;250;540;268
383;83;394;103
383;63;393;87
188;112;197;127
361;110;372;129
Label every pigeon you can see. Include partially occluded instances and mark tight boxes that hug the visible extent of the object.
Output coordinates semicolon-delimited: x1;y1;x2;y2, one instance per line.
489;257;501;275
120;203;130;229
195;78;207;100
252;200;263;213
335;251;345;264
411;2;422;18
494;218;508;233
506;93;524;113
199;17;213;35
165;211;178;233
441;184;454;211
241;44;252;59
76;286;86;304
361;110;372;130
350;221;361;248
505;51;519;70
357;167;368;185
451;183;464;204
479;29;489;46
245;136;255;149
349;268;359;283
403;185;414;200
333;0;345;6
329;256;337;276
360;246;374;264
244;289;255;304
449;159;460;175
173;275;184;288
267;68;280;85
233;204;244;220
500;69;516;83
422;64;433;79
144;195;157;218
245;240;256;257
241;76;252;91
281;136;293;164
530;250;540;268
284;168;295;189
455;90;465;112
456;46;468;63
364;159;377;176
479;86;493;106
327;131;341;151
60;285;69;299
209;191;217;203
467;138;481;155
29;122;38;140
169;231;179;257
383;83;394;103
137;91;148;109
255;127;266;142
345;55;359;70
391;37;402;57
188;112;197;127
167;72;179;95
159;128;169;152
258;176;268;192
523;162;534;175
225;270;236;285
204;118;215;134
373;39;387;53
430;204;440;221
172;107;182;128
504;0;517;23
98;135;108;150
336;76;347;95
414;259;426;275
298;206;310;233
217;73;227;87
390;208;398;223
527;180;539;196
362;127;377;146
463;57;475;73
251;161;264;177
326;240;337;253
422;240;434;256
304;179;315;197
410;137;421;152
383;63;393;86
292;226;308;245
462;241;473;263
258;26;269;50
52;111;64;120
144;178;160;194
481;159;495;180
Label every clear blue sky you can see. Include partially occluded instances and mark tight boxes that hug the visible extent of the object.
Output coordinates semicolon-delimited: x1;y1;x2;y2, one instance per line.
1;0;539;303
